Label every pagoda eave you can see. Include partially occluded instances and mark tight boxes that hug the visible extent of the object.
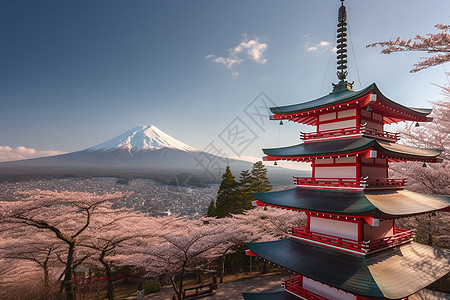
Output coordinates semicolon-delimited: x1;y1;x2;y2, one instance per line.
270;83;432;125
246;238;450;300
263;137;442;163
253;188;450;218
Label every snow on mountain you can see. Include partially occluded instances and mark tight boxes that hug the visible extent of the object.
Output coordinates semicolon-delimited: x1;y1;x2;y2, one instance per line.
89;125;199;152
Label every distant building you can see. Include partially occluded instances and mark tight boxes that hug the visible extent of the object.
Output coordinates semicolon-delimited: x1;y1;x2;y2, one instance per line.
152;209;172;217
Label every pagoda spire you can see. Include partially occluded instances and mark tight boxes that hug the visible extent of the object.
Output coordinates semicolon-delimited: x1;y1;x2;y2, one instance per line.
333;0;354;92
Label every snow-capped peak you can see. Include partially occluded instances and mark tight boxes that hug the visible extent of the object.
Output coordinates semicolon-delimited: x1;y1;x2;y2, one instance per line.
89;125;199;152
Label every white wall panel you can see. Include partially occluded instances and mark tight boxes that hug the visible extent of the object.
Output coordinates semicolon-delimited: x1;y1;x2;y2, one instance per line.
361;167;387;178
335;156;356;164
364;120;383;130
372;112;382;121
315;158;334;164
360;109;371;118
315;166;356;178
319;119;357;131
375;158;387;165
310;217;358;240
338;109;356;119
319;112;336;122
303;277;356;300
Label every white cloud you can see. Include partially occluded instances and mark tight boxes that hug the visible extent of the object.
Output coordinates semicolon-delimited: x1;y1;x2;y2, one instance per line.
306;40;333;52
0;145;66;162
206;33;268;75
205;54;242;76
234;38;268;64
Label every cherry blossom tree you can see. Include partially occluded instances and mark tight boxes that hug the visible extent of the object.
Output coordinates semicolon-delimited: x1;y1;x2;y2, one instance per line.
210;207;306;281
0;228;63;293
391;95;450;248
232;207;306;273
120;216;230;300
0;189;127;300
392;99;450;195
80;208;153;300
206;217;250;283
233;206;306;242
367;24;450;72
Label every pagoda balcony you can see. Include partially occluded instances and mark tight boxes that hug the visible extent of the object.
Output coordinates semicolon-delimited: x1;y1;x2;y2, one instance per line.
283;276;372;300
300;126;399;143
294;177;407;190
283;276;329;300
290;226;414;255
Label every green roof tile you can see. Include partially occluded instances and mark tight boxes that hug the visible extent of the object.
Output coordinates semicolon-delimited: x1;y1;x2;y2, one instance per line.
270;83;432;117
253;188;450;217
262;137;442;160
246;239;450;299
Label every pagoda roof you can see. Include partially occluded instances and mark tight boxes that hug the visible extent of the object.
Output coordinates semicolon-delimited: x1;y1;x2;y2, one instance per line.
263;137;442;162
246;238;450;299
270;83;432;123
253;188;450;218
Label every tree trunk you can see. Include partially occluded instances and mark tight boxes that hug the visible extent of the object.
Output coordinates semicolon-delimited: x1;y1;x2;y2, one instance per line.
43;264;50;297
64;242;76;300
177;264;187;300
43;260;49;291
262;260;267;274
177;276;183;300
100;254;114;300
219;253;226;283
427;232;433;245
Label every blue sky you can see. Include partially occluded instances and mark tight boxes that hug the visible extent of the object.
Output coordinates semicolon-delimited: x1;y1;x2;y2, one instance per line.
0;0;449;163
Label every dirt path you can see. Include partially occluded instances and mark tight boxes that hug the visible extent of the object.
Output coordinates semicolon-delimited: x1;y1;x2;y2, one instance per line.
143;273;282;300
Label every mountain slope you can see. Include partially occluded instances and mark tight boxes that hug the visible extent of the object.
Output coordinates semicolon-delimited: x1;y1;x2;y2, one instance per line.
0;125;307;184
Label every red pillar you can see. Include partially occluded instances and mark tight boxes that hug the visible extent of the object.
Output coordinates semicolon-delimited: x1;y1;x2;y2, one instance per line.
358;219;364;242
306;213;311;231
356;155;361;179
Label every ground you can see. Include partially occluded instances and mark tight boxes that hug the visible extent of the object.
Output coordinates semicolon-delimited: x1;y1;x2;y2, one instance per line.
120;273;282;300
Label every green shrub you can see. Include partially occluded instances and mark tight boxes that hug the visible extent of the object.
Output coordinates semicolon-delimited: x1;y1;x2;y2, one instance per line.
144;281;161;294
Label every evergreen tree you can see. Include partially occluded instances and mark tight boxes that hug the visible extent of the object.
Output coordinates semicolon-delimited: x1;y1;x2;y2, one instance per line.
239;170;255;211
207;199;216;217
214;166;239;218
250;161;272;193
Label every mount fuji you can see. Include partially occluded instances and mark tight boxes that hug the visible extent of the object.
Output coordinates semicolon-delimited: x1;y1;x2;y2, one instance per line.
0;125;303;184
0;125;292;184
89;125;199;153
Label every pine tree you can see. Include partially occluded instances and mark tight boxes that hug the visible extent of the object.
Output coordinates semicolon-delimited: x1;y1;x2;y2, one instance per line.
239;170;255;211
214;166;239;218
250;161;272;193
207;199;216;217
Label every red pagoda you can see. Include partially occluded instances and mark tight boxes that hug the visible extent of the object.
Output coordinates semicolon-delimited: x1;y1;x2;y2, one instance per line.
243;1;450;300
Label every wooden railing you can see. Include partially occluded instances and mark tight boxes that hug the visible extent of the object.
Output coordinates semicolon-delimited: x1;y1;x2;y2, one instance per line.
284;276;329;300
284;275;373;300
300;126;399;142
294;177;407;190
362;228;414;253
290;226;414;255
363;127;399;141
291;226;364;253
183;283;213;299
